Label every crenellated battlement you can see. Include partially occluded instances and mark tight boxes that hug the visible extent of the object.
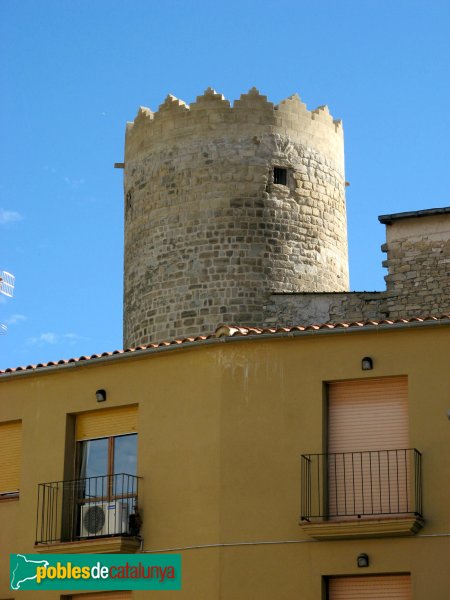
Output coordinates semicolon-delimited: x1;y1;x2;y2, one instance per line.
125;87;344;168
191;87;231;110
128;87;342;122
158;94;190;113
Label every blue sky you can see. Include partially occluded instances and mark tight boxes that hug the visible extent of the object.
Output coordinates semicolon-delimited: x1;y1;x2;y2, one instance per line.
0;0;449;370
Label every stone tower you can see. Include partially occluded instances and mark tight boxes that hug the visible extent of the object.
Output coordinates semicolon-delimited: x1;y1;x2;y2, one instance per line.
123;88;349;348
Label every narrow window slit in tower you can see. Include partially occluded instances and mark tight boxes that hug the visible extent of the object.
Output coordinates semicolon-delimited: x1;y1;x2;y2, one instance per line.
273;167;288;186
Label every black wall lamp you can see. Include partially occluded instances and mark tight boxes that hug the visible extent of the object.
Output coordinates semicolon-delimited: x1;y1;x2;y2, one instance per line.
357;553;369;568
361;356;373;371
95;389;107;403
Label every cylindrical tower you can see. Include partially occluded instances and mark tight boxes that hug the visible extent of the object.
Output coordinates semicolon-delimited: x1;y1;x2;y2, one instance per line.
123;87;349;347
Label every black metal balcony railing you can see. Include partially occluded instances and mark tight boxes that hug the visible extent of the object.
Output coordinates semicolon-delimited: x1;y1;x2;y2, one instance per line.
36;473;141;545
301;449;422;521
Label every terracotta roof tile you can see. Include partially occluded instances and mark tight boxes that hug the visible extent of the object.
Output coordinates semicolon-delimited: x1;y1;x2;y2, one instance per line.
0;333;215;375
1;316;449;376
214;315;450;337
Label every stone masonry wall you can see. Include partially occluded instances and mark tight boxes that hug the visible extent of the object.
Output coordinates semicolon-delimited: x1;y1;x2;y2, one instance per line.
382;213;450;318
262;211;450;327
123;88;349;347
263;292;385;326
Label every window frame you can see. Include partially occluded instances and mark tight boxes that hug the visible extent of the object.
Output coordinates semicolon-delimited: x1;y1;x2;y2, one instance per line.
0;419;22;501
273;166;288;186
75;432;137;503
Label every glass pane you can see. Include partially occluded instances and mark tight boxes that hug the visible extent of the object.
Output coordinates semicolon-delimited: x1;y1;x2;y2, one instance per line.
113;434;137;475
77;438;109;502
78;438;108;479
113;434;137;497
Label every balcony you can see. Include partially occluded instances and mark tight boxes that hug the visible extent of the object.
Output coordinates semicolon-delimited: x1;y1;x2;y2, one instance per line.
35;473;142;553
300;449;423;540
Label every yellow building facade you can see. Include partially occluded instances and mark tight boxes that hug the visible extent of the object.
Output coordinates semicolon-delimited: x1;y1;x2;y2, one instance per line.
1;317;449;598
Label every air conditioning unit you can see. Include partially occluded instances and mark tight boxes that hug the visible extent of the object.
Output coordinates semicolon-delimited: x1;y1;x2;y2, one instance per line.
80;501;129;537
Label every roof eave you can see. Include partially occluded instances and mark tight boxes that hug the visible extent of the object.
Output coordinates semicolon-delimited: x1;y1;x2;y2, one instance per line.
1;316;449;381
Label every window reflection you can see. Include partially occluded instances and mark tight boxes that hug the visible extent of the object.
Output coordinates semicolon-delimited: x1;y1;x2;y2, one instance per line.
114;435;137;476
77;434;138;498
113;434;137;496
78;438;108;480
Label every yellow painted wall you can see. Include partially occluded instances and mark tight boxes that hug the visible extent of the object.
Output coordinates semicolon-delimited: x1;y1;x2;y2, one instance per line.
0;325;449;598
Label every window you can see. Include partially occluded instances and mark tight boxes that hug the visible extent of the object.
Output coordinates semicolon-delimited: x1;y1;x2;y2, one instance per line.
300;375;423;533
327;574;411;599
76;433;137;498
327;376;409;519
0;420;22;499
36;406;140;545
75;404;138;497
273;166;288;186
67;593;132;600
74;406;138;538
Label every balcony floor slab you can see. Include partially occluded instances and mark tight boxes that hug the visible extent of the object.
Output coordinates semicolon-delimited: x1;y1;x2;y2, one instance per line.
300;516;424;540
34;536;141;554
